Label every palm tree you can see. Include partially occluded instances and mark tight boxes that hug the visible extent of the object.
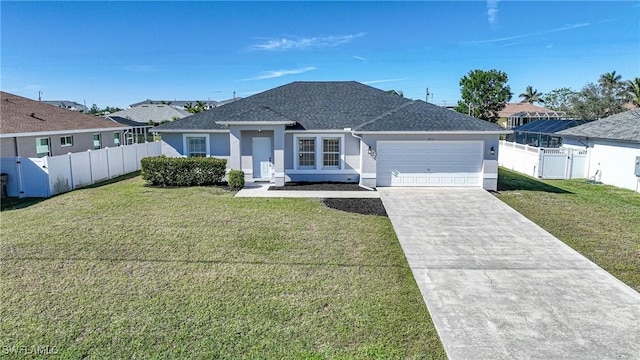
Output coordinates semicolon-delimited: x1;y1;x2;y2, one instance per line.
518;86;544;104
599;71;623;90
387;89;404;97
626;77;640;106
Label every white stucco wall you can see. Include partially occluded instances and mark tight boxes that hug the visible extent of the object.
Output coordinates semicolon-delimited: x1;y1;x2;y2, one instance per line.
589;140;640;191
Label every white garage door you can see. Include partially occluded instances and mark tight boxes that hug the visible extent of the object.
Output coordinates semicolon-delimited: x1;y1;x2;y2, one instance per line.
376;141;483;187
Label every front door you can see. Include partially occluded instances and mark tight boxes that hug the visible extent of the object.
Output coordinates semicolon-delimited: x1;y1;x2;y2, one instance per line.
252;137;272;179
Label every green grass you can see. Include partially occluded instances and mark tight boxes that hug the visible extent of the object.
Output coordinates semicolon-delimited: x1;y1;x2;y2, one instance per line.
0;177;445;359
496;168;640;292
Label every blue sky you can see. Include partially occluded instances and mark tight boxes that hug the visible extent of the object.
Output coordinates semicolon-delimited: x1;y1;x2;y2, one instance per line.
2;1;639;109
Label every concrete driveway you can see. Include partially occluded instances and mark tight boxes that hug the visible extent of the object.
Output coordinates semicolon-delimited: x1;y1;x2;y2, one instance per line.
378;187;640;360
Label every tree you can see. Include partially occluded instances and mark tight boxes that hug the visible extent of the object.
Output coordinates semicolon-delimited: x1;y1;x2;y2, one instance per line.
598;71;623;90
625;78;640;106
88;103;100;115
545;87;577;114
518;85;544;104
185;101;207;114
453;69;512;123
571;82;626;119
387;89;404;97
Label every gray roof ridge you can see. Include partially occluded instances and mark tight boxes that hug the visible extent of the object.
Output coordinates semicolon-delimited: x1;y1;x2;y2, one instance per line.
353;100;415;131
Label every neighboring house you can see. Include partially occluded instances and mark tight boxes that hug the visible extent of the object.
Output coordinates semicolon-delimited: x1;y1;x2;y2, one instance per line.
105;116;155;144
129;98;239;110
0;91;129;158
505;119;592;148
154;81;509;190
41;100;87;112
498;103;564;128
108;104;190;124
557;109;640;191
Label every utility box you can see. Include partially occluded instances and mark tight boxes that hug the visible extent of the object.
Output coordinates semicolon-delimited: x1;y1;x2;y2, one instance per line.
635;156;640;176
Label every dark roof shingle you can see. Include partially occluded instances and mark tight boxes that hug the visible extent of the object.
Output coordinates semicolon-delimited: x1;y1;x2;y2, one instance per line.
556;109;640;142
154;81;507;133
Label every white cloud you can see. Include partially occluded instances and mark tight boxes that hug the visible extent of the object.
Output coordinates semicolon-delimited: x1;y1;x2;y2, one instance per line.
353;55;367;62
241;66;317;81
253;33;365;51
487;0;499;26
362;78;410;85
470;22;591;44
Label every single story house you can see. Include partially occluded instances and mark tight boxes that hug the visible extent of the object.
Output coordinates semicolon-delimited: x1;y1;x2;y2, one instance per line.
108;104;190;124
498;103;562;128
154;81;510;190
129;98;239;110
0;91;130;158
557;109;640;192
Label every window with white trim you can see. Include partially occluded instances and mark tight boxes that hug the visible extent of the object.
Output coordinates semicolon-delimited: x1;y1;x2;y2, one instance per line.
322;138;340;169
93;134;101;149
298;138;316;168
60;136;73;147
36;137;50;157
186;136;207;157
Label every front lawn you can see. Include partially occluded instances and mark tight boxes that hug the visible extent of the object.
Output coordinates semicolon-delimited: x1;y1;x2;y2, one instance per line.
495;168;640;292
0;177;445;359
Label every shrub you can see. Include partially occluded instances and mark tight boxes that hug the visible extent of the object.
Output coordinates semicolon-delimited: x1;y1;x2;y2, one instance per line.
141;156;227;187
228;170;245;188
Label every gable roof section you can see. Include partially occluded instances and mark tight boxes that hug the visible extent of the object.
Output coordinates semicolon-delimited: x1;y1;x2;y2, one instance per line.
354;100;505;132
499;103;551;118
105;116;154;128
1;91;128;136
109;104;189;123
154;81;508;133
555;109;640;143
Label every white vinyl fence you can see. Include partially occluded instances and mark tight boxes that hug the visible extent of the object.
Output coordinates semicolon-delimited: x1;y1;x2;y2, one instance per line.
498;140;588;179
0;142;161;198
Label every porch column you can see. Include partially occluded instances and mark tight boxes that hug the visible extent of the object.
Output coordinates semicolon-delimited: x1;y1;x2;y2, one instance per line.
228;127;241;171
273;126;285;186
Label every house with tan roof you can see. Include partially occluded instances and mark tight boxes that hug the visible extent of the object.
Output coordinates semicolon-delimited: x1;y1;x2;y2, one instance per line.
499;103;569;128
1;91;130;158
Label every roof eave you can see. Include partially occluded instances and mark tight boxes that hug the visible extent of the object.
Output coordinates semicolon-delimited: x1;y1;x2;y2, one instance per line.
353;130;512;135
215;121;296;126
153;128;229;133
0;126;132;138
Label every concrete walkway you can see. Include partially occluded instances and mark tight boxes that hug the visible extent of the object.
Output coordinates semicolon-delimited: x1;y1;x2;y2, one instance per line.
235;182;379;198
378;187;640;360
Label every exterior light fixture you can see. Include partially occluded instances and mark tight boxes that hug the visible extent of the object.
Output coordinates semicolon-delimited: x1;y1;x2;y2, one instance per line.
490;146;495;156
368;146;372;155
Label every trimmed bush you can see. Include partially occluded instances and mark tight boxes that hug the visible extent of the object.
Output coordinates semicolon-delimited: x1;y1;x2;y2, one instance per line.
141;156;227;187
228;170;245;188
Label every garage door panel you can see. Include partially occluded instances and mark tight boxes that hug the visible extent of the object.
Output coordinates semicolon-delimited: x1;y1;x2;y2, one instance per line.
376;141;483;187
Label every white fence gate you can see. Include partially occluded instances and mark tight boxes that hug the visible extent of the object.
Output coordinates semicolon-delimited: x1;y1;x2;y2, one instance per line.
0;142;162;198
498;141;588;179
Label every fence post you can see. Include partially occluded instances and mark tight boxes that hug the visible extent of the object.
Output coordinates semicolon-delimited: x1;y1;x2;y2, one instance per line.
88;150;94;185
68;153;75;190
16;156;25;198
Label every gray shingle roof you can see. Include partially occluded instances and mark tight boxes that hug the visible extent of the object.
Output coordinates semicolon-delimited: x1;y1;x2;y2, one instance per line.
154;81;506;133
110;104;190;123
354;100;505;132
556;109;640;143
106;116;154;128
219;106;296;123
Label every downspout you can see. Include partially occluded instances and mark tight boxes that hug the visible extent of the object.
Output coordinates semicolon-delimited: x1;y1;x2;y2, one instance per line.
350;130;375;191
